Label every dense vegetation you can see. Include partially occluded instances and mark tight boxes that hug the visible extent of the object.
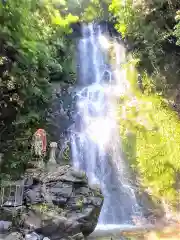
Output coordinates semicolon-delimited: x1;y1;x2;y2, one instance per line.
0;0;78;178
118;61;180;206
1;0;180;208
109;0;180;95
109;0;180;206
0;0;111;179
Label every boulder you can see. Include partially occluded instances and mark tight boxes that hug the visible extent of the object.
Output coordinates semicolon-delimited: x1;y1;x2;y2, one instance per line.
4;232;23;240
25;232;42;240
0;221;12;233
21;165;103;240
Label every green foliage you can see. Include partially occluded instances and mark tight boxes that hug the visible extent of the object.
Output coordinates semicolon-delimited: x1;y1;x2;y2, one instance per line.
118;61;180;205
108;0;180;205
0;0;78;178
109;0;180;93
63;0;110;22
81;0;110;22
174;10;180;45
62;144;71;162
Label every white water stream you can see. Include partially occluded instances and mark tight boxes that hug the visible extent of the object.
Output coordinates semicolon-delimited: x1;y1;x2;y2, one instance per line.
70;23;143;228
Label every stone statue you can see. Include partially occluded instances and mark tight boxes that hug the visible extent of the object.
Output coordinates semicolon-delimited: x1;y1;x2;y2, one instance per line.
31;129;47;168
49;142;57;164
32;129;47;157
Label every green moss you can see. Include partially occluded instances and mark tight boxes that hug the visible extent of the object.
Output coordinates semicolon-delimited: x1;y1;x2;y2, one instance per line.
62;144;71;162
30;203;63;215
118;60;180;205
76;196;84;207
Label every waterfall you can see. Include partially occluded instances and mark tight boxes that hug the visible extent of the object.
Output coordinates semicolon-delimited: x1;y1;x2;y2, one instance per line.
71;23;143;227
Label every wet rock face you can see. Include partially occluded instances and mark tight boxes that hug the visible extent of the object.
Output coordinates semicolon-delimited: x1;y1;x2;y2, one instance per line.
0;165;103;240
69;21;121;39
46;84;76;143
46;83;78;163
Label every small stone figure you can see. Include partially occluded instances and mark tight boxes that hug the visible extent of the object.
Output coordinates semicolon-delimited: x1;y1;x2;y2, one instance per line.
31;129;47;168
49;142;58;164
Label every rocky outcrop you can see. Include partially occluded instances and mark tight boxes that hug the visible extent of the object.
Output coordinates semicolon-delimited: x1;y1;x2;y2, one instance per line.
69;21;121;39
0;165;103;240
46;83;76;162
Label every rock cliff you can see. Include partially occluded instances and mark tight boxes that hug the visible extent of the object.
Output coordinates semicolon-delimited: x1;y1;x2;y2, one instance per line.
0;164;103;240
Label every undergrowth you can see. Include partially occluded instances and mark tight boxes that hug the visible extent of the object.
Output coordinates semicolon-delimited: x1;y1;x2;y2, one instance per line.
118;59;180;206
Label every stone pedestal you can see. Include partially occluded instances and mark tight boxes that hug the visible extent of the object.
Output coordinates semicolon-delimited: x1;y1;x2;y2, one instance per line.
48;142;57;165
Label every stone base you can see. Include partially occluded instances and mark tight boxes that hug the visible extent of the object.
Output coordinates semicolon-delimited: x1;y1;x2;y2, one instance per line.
1;165;103;240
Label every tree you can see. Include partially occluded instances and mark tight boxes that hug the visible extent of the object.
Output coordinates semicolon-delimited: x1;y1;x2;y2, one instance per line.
0;0;78;178
109;0;180;94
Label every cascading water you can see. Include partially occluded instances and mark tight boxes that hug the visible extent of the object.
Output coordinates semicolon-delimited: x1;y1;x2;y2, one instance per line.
71;23;143;227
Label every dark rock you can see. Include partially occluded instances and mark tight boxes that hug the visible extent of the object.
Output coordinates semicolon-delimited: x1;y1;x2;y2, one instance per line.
68;21;121;39
25;185;43;205
21;165;103;240
0;206;25;226
71;170;86;179
0;233;9;239
25;165;69;183
0;165;103;240
26;162;43;170
21;210;42;232
47;182;73;207
25;232;42;240
71;233;84;240
74;187;91;196
59;172;87;184
24;179;34;189
0;221;12;233
4;232;23;240
46;83;76;147
137;190;165;224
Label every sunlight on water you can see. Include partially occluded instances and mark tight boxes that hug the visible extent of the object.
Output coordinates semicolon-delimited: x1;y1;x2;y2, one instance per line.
71;23;143;225
95;223;137;230
98;35;111;49
85;116;115;148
